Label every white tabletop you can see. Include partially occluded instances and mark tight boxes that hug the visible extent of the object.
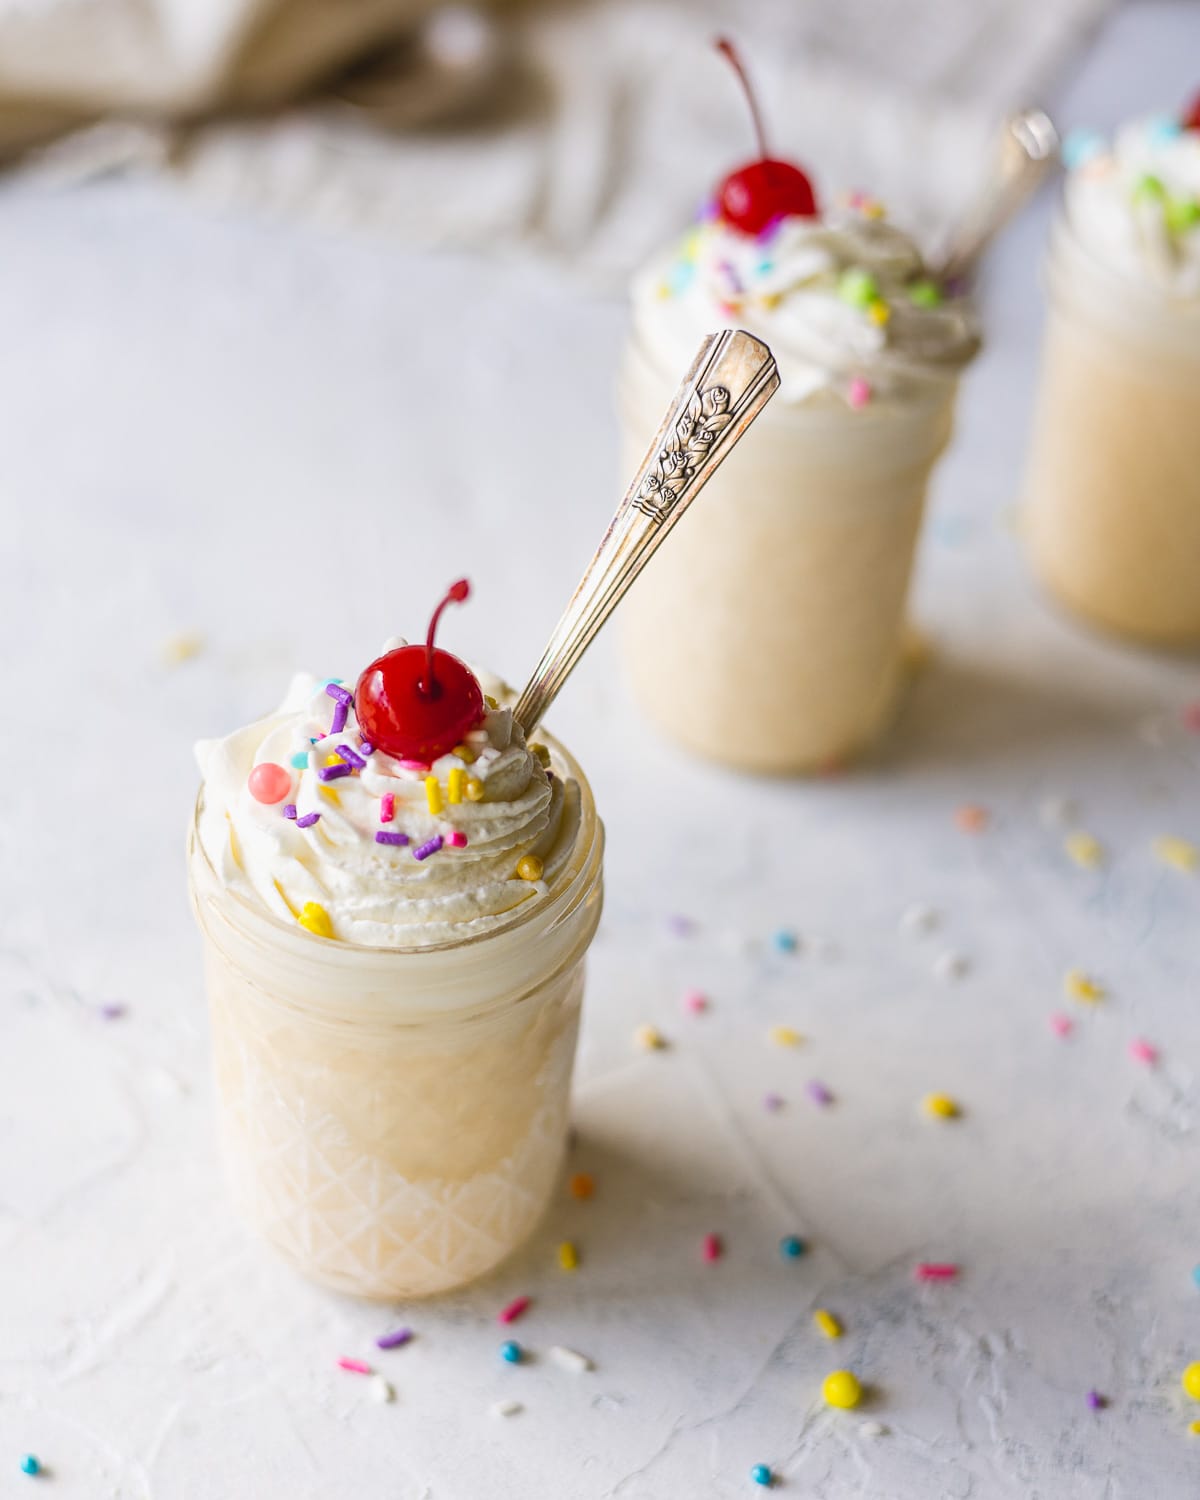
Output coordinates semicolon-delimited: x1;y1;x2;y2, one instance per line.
3;4;1200;1496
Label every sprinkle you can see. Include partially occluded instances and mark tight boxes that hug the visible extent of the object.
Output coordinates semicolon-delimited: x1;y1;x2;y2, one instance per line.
338;1357;372;1374
498;1296;531;1325
19;1456;39;1477
558;1241;579;1271
806;1081;834;1107
447;768;466;804
569;1172;594;1200
955;803;989;833
318;764;350;782
867;299;890;326
922;1092;960;1119
634;1023;666;1051
1128;1038;1158;1066
1165;196;1200;233
1153;836;1198;873
1086;1390;1106;1410
1190;1420;1200;1436
376;831;410;847
666;914;695;937
298;902;333;938
914;1262;959;1282
380;793;395;823
98;1001;126;1019
465;776;485;802
282;803;297;819
768;1025;802;1048
1192;1264;1200;1290
751;1464;773;1486
908;278;942;308
491;1399;523;1417
1133;172;1166;203
771;929;799;954
1184;1363;1200;1400
248;762;292;804
451;743;476;763
814;1309;842;1339
335;743;366;770
290;752;308;768
764;1092;785;1113
899;904;939;936
822;1369;862;1409
376;1327;413;1349
424;775;444;815
325;682;352;706
718;299;742;318
847;376;872;409
838;268;878;307
296;811;320;829
1148;115;1183;145
1064;969;1104;1003
484;695;499;709
780;1235;806;1259
702;1232;723;1262
1064;831;1105;868
446;830;468;848
933;950;970;982
358;741;374;756
369;1376;394;1403
161;630;204;666
549;1345;593;1374
500;1340;523;1364
1049;1012;1074;1037
414;836;443;861
330;701;349;735
683;989;708;1014
516;854;544;882
1061;128;1106;169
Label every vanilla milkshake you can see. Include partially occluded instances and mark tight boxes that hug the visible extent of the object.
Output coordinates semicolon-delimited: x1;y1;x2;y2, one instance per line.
190;626;603;1298
1023;107;1200;644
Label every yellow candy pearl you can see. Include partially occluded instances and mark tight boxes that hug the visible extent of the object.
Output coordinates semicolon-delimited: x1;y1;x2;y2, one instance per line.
517;855;544;882
923;1093;960;1119
465;777;485;803
298;902;334;939
451;744;476;764
867;299;890;326
1183;1363;1200;1401
822;1370;862;1409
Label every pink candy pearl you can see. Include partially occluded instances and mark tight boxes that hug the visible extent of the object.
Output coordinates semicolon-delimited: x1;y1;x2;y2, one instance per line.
683;989;708;1014
1049;1013;1074;1038
847;376;872;409
248;762;291;804
1128;1038;1158;1066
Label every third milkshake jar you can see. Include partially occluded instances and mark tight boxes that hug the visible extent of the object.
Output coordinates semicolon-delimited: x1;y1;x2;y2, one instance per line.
1023;105;1200;645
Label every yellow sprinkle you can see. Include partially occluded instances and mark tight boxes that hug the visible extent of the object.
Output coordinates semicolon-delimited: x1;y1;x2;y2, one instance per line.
1154;836;1198;873
425;775;443;815
1064;969;1104;1003
634;1024;666;1051
768;1025;802;1048
558;1241;579;1272
161;631;204;667
447;768;466;805
529;741;551;768
451;743;476;764
822;1369;862;1409
1065;832;1104;869
1184;1363;1200;1401
814;1309;843;1339
863;200;886;220
465;776;485;803
319;785;341;806
1190;1420;1200;1436
755;292;782;310
484;695;499;710
517;854;544;882
867;299;890;325
323;753;342;767
655;281;671;299
298;902;334;939
922;1092;960;1119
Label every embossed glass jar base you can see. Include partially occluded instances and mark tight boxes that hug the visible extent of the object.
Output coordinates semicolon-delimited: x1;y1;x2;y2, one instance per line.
189;732;603;1300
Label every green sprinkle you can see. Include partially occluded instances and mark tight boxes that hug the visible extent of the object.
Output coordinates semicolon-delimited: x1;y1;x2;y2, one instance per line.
837;268;878;308
1132;174;1167;203
908;278;943;308
1165;196;1200;234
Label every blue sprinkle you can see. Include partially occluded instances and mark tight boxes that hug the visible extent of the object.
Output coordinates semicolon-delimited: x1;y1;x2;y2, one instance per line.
20;1455;39;1477
1061;128;1106;171
780;1235;807;1260
290;752;308;768
1147;116;1183;147
668;261;696;294
771;929;798;954
751;1464;773;1486
1192;1263;1200;1289
500;1340;522;1364
757;260;775;276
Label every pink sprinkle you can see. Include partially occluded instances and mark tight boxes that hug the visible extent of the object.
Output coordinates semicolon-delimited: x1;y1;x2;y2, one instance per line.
702;1233;723;1263
337;1357;372;1374
718;300;741;318
847;376;872;409
1049;1013;1074;1038
446;830;468;849
914;1262;959;1282
683;989;708;1014
806;1081;834;1107
498;1296;531;1325
848;190;867;209
380;793;395;824
1128;1038;1158;1066
1182;702;1200;733
763;1092;785;1113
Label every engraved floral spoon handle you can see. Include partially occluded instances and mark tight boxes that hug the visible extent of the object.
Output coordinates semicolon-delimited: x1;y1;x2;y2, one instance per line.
513;329;779;738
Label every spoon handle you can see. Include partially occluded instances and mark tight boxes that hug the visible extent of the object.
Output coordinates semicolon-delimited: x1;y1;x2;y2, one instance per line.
513;328;779;738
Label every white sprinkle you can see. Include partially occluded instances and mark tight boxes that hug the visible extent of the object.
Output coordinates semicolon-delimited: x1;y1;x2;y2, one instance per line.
933;950;970;982
1038;796;1078;829
549;1345;593;1374
860;1420;888;1438
899;904;939;937
369;1376;394;1404
491;1399;523;1418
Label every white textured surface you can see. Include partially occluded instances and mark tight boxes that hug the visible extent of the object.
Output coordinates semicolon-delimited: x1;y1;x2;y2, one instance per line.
3;6;1200;1497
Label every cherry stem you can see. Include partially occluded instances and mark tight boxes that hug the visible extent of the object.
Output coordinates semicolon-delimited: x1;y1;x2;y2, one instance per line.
715;37;769;161
421;579;471;698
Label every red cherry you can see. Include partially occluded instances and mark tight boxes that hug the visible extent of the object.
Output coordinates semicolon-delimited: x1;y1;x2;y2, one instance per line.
355;580;485;765
713;37;818;234
1184;91;1200;133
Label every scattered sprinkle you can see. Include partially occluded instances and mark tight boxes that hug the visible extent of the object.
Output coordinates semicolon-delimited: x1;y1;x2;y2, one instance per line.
1087;1390;1106;1410
447;767;466;804
375;831;410;847
369;1376;394;1403
814;1308;842;1339
425;776;444;815
955;803;990;833
1064;970;1104;1003
498;1296;531;1326
516;854;544;882
491;1399;523;1417
908;278;942;308
282;802;297;819
296;811;321;829
161;631;205;666
290;752;308;768
1064;831;1105;868
764;1092;785;1113
933;950;970;983
838;268;879;307
822;1369;862;1409
683;988;709;1014
557;1241;579;1272
330;701;349;735
1192;1263;1200;1291
847;375;872;409
500;1341;523;1364
702;1232;723;1263
98;1002;126;1020
806;1081;834;1107
376;1327;413;1350
867;299;890;326
768;1025;802;1048
338;1357;372;1375
318;763;350;783
298;902;334;938
1190;1420;1200;1436
750;1463;773;1487
1049;1013;1074;1038
1129;1038;1159;1067
666;914;695;937
19;1456;39;1477
899;904;939;936
771;929;799;954
380;793;395;823
324;682;352;707
1154;836;1198;873
780;1235;807;1260
569;1172;594;1200
634;1023;667;1051
335;743;366;770
549;1345;593;1374
922;1092;960;1119
446;830;468;849
914;1262;959;1282
1061;128;1106;170
414;835;444;861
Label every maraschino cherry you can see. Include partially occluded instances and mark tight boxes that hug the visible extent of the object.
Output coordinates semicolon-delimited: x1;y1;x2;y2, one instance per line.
713;37;817;235
1183;91;1200;133
355;580;485;765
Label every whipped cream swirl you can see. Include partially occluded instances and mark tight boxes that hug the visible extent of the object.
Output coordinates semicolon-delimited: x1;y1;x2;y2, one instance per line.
631;206;978;406
195;657;580;948
1064;116;1200;298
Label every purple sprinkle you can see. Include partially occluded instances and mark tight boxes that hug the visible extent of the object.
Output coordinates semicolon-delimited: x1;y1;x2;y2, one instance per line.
666;914;695;938
414;835;444;862
282;803;297;819
358;740;374;756
330;702;349;735
296;812;321;829
375;831;410;847
324;682;352;706
376;1327;413;1350
763;1092;785;1113
98;1002;126;1020
335;744;366;770
806;1081;834;1107
318;764;350;782
1087;1391;1106;1410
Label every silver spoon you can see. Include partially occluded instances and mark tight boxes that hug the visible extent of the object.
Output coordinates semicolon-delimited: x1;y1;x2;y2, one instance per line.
932;107;1060;284
513;329;779;737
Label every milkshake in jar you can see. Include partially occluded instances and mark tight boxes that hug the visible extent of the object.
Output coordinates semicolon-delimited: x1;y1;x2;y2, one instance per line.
1023;100;1200;645
619;42;979;774
189;586;603;1299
